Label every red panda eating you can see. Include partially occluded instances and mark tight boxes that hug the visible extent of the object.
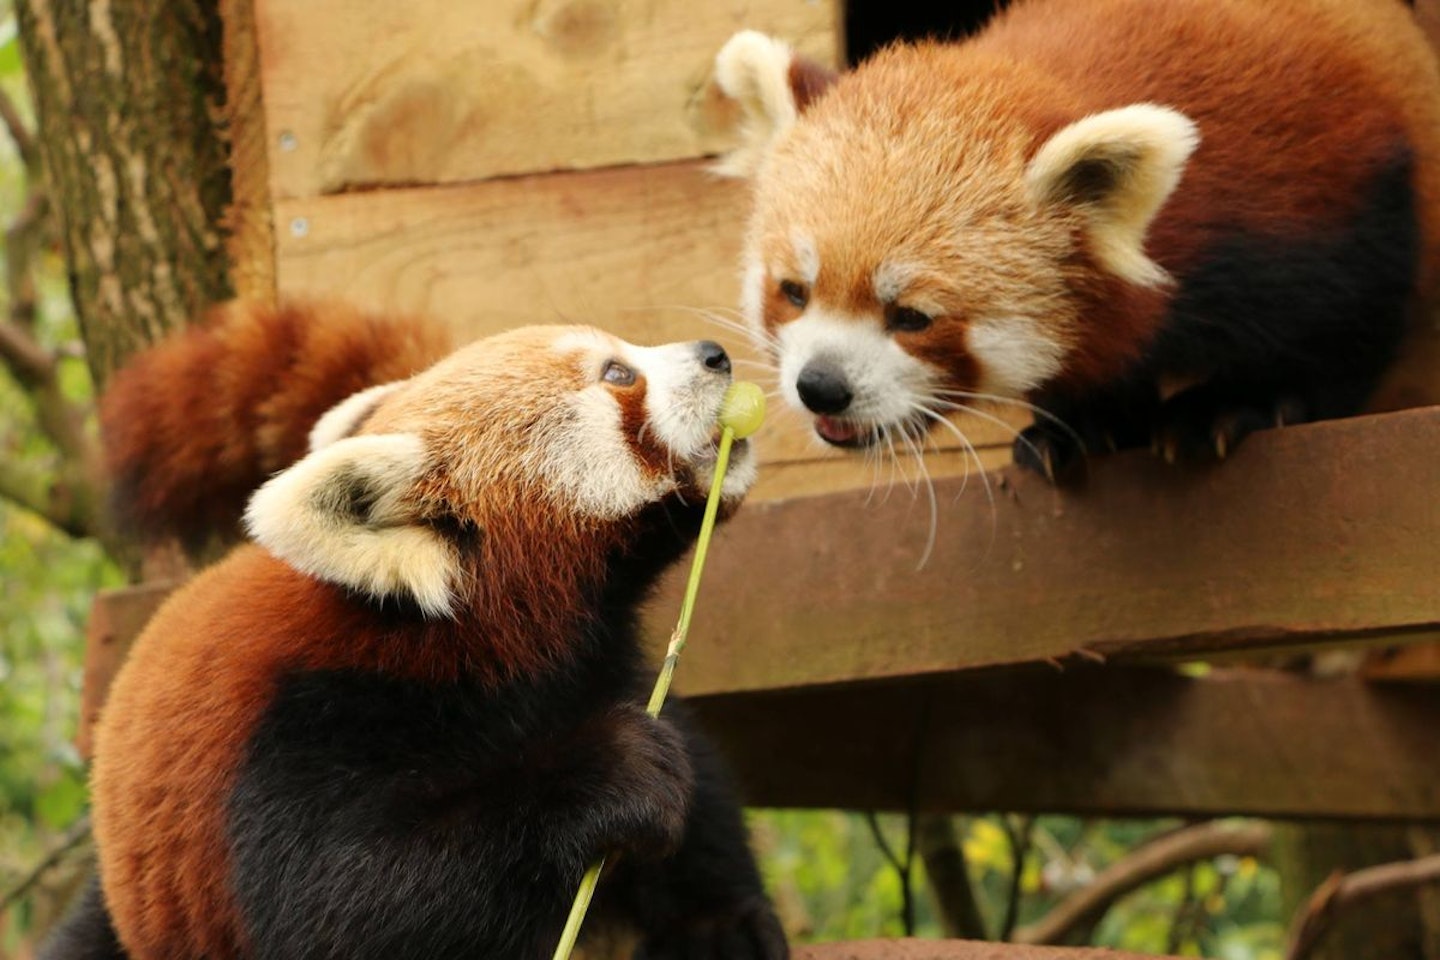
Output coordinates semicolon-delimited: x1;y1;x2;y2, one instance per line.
46;303;785;960
715;0;1440;479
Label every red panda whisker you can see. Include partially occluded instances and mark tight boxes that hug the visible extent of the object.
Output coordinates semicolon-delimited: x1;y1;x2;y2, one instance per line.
910;403;998;541
924;397;1059;463
898;426;939;570
932;390;1084;449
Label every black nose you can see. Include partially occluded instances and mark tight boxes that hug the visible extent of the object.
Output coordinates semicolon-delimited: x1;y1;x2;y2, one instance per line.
696;340;731;375
796;360;853;415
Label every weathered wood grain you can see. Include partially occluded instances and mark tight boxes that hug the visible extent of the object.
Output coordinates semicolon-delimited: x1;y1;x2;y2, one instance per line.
688;666;1440;820
273;160;1022;478
649;407;1440;694
253;0;837;199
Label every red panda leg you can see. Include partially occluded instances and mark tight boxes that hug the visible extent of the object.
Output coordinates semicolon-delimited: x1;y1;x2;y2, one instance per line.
1149;378;1315;463
227;672;699;959
601;702;788;960
1013;380;1159;484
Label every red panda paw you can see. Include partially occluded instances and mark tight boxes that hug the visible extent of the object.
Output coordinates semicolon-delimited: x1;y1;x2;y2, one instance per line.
1013;423;1089;487
1151;385;1308;465
597;705;696;860
636;896;789;960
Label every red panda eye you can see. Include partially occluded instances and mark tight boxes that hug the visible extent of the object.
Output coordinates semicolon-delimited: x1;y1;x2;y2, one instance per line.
601;360;636;386
779;280;809;309
886;305;933;333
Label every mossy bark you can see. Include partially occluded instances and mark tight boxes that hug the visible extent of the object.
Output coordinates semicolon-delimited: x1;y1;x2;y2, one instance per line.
14;0;234;391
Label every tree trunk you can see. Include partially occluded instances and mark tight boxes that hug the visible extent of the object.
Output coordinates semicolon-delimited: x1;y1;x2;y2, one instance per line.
15;0;234;391
1275;822;1440;960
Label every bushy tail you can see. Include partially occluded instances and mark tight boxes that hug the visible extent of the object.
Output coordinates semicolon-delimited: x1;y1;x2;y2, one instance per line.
100;300;452;552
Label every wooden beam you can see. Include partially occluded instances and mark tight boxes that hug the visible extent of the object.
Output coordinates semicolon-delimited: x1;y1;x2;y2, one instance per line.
796;941;1176;960
78;581;183;757
253;0;837;199
687;665;1440;820
652;408;1440;695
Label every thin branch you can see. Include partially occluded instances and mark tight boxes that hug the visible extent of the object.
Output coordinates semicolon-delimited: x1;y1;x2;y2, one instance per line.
0;312;53;382
0;182;114;552
1286;853;1440;960
1015;820;1273;946
1165;863;1198;954
1000;815;1036;942
0;815;92;914
918;814;989;940
865;812;918;936
0;83;38;172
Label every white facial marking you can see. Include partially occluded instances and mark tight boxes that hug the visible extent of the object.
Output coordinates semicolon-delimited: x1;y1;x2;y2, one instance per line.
967;316;1067;397
777;312;935;430
790;231;819;285
542;333;754;518
307;382;405;451
873;260;919;304
244;433;458;619
740;256;766;337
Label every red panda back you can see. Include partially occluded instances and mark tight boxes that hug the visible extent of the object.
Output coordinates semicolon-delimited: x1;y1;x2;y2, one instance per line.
100;301;452;552
973;0;1440;286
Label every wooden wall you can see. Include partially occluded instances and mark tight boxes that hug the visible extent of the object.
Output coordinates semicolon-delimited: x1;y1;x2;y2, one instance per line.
240;0;1023;503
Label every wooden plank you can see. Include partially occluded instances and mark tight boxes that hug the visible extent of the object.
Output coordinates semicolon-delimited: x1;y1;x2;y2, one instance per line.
1363;639;1440;681
254;0;838;199
649;407;1440;695
688;666;1440;820
796;943;1173;960
272;161;1021;484
219;0;276;304
78;581;184;757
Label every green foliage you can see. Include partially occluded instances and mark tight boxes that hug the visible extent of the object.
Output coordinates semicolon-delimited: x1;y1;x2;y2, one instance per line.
0;4;121;948
750;811;1285;959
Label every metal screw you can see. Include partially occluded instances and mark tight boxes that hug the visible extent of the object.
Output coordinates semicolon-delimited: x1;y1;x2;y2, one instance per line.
290;217;310;238
278;131;298;152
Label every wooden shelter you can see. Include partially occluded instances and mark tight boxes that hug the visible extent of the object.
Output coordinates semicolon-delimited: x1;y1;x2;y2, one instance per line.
79;0;1440;956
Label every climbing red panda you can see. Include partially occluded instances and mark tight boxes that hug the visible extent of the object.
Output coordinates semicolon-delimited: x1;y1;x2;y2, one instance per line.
47;303;785;959
714;0;1440;479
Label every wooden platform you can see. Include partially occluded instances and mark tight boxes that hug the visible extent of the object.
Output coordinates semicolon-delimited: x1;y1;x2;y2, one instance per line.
648;407;1440;695
797;944;1174;960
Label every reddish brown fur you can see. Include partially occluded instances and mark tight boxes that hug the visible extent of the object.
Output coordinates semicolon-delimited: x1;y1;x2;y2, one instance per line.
92;538;638;958
973;0;1440;282
100;301;452;551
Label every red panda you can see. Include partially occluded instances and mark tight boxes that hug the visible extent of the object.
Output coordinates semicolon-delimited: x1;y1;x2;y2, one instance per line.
714;0;1440;479
47;303;785;959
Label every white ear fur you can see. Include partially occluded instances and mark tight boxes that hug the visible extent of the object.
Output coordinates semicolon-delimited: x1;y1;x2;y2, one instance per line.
1026;104;1199;288
244;433;458;618
307;381;405;452
713;30;801;177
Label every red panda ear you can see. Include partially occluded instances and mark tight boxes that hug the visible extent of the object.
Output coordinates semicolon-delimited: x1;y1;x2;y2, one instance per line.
1026;104;1200;288
244;433;459;618
307;381;406;452
713;30;838;177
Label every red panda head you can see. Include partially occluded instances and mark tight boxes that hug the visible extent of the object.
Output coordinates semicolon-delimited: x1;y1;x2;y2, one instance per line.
244;325;752;621
714;32;1197;449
